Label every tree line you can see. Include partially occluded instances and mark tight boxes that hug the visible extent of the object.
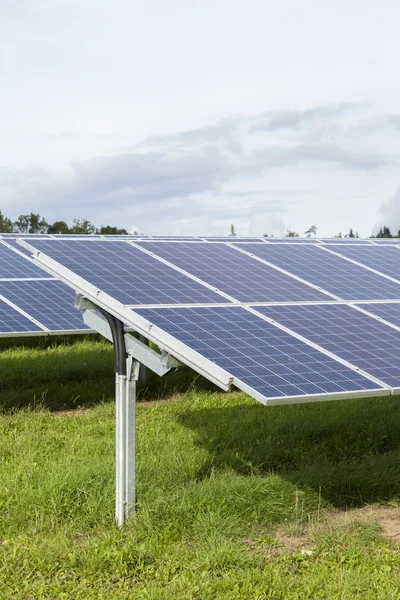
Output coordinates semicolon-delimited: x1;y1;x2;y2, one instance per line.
0;211;132;235
230;224;399;238
1;211;398;238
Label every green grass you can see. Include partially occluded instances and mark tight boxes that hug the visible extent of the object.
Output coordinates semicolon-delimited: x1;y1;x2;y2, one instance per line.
1;338;400;598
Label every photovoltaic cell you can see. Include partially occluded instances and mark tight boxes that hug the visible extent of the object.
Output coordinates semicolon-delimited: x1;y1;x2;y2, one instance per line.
0;280;88;331
134;306;380;399
136;242;329;302
255;304;400;388
0;298;43;334
320;239;374;244
264;238;321;243
330;245;400;281
201;237;266;242
24;240;227;305
239;244;400;301
355;303;400;328
0;244;48;279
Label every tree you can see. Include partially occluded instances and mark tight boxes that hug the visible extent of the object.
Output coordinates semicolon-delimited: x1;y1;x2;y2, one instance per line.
375;226;392;238
345;228;355;238
47;221;70;234
304;225;317;238
0;211;14;233
229;224;236;236
15;213;48;234
69;218;96;234
98;225;128;235
285;227;299;237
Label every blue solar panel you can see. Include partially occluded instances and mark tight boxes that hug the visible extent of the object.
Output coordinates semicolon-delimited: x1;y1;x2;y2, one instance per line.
0;298;43;334
0;244;48;279
201;237;266;242
330;245;400;281
370;239;400;244
255;304;400;388
320;239;373;244
0;280;88;331
136;242;329;302
239;244;400;301
265;238;321;243
1;239;39;257
135;306;381;399
356;303;400;328
23;240;227;306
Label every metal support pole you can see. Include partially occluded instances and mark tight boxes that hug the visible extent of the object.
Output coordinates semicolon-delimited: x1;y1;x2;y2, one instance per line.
99;309;140;527
116;355;139;526
76;297;182;527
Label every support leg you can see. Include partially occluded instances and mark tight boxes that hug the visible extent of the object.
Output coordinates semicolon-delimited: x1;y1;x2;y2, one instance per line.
115;357;139;527
125;372;136;516
115;373;127;526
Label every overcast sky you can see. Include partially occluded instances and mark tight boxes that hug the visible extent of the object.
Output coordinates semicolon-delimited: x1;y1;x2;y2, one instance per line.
1;0;400;236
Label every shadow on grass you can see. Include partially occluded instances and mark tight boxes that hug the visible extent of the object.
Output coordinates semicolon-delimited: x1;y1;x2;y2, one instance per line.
0;336;218;411
176;396;400;509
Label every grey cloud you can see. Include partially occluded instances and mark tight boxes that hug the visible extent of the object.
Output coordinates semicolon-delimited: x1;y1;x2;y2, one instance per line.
374;185;400;234
249;103;355;133
252;142;391;171
0;104;394;233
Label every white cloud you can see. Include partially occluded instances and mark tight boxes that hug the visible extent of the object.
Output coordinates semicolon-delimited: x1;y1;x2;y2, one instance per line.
1;1;400;236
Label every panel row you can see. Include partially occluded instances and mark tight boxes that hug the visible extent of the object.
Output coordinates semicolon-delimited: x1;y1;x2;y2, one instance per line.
23;239;400;306
133;305;388;403
20;238;400;404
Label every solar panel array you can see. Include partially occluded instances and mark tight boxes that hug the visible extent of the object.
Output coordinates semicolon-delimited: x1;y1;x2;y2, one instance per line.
0;239;90;336
16;235;400;405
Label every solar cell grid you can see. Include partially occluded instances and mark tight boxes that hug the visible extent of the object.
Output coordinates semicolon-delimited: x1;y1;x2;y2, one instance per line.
238;244;400;301
329;245;400;281
136;242;329;303
24;240;228;306
135;306;381;399
0;280;88;331
355;302;400;328
255;304;400;388
0;298;43;334
0;244;48;279
264;238;321;243
201;237;266;242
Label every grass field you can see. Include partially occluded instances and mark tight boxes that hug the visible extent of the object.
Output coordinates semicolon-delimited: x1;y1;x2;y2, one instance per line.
1;338;400;598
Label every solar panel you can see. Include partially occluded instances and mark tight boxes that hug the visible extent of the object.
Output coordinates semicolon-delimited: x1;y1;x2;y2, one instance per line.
0;240;94;336
0;244;47;279
355;302;400;328
0;297;44;335
136;242;329;303
255;304;400;388
22;240;229;305
0;280;89;331
328;245;400;281
134;306;383;401
264;238;321;243
201;237;266;242
369;238;400;244
320;239;374;244
238;244;400;301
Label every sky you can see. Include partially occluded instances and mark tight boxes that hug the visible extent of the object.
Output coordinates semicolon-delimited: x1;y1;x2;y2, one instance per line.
1;0;400;237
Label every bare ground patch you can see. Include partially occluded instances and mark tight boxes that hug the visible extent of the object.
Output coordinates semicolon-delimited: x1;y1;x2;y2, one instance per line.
245;504;400;557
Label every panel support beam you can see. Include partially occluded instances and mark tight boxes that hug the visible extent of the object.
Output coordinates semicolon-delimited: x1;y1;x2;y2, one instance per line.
75;293;181;527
